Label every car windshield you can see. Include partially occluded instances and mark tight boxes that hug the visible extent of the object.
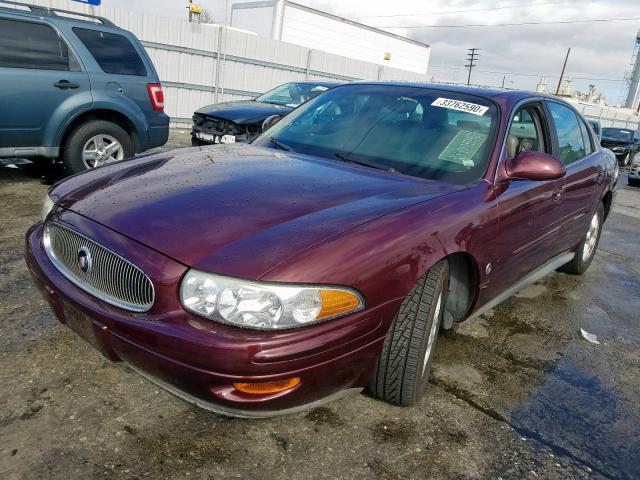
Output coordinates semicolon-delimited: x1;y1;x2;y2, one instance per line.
253;84;498;184
255;83;332;107
602;128;633;142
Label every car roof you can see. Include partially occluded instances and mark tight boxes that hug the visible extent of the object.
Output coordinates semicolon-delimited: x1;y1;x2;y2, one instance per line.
0;2;119;30
340;81;563;102
289;81;343;87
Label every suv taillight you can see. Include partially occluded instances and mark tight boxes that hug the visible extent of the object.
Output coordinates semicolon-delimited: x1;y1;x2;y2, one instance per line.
147;83;164;111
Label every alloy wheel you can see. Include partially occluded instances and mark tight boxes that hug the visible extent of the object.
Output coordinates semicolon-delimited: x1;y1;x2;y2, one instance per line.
582;211;600;262
82;134;124;169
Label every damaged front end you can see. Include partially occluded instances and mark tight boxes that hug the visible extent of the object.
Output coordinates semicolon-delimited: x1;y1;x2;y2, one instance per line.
192;113;262;145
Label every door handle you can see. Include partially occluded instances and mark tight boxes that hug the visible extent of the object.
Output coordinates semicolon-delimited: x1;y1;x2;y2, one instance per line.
552;186;564;201
53;80;80;89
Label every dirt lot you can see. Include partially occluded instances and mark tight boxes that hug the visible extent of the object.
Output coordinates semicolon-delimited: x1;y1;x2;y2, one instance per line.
1;130;639;480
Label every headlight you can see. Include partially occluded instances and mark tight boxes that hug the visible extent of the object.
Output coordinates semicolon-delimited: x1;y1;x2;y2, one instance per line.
612;146;627;152
41;195;55;222
180;269;364;329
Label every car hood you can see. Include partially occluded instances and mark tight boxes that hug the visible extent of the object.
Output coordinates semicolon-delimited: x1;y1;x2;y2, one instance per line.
601;137;632;147
195;100;293;125
50;144;461;279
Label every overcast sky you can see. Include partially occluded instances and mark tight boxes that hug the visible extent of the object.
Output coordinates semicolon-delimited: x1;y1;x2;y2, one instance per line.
105;0;640;105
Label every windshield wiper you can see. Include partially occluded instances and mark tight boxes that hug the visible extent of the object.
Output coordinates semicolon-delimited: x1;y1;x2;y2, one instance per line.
270;137;294;152
334;152;396;173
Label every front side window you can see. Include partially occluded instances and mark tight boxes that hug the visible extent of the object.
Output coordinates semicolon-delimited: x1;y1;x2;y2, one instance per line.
254;84;498;184
73;28;147;76
0;18;71;71
547;102;586;165
256;83;332;107
507;106;544;159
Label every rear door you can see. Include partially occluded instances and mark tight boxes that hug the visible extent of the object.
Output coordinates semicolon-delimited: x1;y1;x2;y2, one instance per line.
70;27;156;121
545;101;601;252
0;16;91;149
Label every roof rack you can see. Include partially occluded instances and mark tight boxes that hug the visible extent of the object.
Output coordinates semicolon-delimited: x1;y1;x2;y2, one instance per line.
0;0;115;26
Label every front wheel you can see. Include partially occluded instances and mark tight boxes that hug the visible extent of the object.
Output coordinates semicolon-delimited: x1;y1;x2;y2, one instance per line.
368;260;449;406
629;178;640;187
62;120;134;174
559;203;604;275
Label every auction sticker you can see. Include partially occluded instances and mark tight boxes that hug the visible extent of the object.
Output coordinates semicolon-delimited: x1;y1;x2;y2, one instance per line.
431;97;489;116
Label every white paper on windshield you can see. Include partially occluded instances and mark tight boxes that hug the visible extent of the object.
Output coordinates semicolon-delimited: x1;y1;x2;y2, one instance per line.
431;97;489;116
438;130;488;166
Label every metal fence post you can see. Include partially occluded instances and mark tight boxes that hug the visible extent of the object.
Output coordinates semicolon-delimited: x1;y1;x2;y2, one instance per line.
305;49;312;80
214;26;223;104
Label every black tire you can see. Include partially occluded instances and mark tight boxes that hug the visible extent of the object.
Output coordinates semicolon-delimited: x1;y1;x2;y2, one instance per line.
62;120;134;174
368;260;449;406
559;203;604;275
628;178;640;187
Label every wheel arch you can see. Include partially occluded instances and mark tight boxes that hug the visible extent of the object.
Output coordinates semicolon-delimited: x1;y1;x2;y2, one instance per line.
58;109;141;158
602;189;613;221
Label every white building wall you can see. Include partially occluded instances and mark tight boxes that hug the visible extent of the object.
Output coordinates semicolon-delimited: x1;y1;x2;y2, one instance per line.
281;4;430;75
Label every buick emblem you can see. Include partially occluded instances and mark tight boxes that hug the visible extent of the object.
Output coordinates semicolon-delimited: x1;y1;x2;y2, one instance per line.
77;246;92;273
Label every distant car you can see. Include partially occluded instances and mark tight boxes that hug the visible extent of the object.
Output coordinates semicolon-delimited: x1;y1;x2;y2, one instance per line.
191;81;340;145
27;83;616;417
586;118;602;141
600;127;640;167
0;1;169;174
628;153;640;187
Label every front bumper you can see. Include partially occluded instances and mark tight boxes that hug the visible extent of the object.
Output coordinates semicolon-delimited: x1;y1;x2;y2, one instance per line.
25;218;393;417
191;114;261;144
628;165;640;179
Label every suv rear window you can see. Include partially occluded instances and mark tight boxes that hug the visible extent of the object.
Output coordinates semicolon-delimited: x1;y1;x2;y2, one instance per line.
73;28;147;76
0;18;71;71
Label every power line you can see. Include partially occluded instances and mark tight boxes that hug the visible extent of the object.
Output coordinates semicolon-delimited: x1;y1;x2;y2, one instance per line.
351;0;575;19
428;64;628;82
378;16;640;29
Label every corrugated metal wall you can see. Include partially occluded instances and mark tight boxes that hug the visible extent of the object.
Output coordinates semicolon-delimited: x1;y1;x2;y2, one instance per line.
568;101;640;129
20;0;428;126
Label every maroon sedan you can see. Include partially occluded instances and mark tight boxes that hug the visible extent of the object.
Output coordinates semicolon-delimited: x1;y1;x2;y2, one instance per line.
26;83;617;417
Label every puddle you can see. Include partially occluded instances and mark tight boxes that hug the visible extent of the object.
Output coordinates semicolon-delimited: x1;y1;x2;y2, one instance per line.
510;356;640;479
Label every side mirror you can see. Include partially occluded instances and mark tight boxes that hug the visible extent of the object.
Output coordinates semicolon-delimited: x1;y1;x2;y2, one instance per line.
503;150;566;181
262;115;282;131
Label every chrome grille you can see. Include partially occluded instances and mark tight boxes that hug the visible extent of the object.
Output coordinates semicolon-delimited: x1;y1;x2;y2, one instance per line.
44;222;154;312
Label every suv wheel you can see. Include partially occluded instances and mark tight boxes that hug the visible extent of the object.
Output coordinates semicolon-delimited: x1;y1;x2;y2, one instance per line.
559;203;604;275
63;120;134;174
368;260;449;406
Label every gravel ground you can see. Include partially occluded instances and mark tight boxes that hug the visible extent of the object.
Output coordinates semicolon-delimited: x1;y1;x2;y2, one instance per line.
1;130;639;480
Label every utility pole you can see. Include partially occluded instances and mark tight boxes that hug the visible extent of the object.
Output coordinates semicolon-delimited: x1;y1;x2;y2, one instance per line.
555;47;571;95
501;75;506;88
465;48;480;86
188;0;193;23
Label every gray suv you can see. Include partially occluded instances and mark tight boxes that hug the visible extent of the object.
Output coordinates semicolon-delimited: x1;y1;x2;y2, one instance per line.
0;1;169;173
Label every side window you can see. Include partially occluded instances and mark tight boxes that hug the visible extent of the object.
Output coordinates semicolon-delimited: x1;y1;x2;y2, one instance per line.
547;102;586;165
507;105;544;159
73;28;147;76
0;18;71;71
578;120;593;155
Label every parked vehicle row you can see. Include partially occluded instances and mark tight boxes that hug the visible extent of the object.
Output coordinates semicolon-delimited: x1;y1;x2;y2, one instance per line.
0;1;169;174
600;127;640;167
27;83;616;416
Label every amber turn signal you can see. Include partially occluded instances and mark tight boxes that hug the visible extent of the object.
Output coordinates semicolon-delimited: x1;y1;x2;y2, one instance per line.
234;377;301;394
317;290;362;320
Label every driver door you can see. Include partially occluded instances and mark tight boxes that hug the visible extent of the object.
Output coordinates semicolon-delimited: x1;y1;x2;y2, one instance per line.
488;102;566;294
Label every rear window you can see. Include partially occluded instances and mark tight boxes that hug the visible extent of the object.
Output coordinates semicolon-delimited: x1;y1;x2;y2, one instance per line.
0;18;71;71
73;28;147;76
